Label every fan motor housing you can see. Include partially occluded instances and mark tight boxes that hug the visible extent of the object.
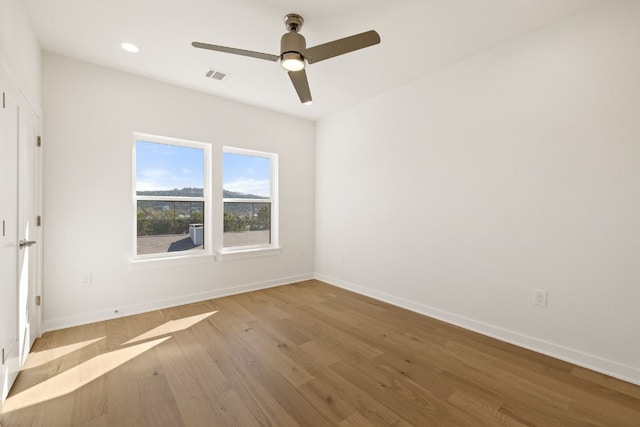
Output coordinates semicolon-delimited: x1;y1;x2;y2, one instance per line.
281;32;306;56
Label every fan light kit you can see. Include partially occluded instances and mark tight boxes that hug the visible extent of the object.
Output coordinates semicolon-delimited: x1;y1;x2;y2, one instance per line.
192;13;380;105
281;52;305;72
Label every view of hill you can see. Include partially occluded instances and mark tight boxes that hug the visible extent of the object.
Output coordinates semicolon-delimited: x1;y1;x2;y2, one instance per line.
222;189;268;200
137;187;268;199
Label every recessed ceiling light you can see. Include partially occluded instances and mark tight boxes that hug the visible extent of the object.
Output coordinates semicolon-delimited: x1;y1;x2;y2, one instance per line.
121;42;139;53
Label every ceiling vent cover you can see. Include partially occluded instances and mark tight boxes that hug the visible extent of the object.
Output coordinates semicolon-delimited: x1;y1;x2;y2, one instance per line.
205;68;228;81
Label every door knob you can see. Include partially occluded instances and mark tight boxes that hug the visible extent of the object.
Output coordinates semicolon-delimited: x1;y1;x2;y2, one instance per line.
19;239;36;249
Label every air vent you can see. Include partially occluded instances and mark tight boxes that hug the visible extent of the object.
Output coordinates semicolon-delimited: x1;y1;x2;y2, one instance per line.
205;68;229;81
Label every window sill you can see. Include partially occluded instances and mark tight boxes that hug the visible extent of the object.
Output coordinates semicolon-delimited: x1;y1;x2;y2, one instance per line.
129;253;216;270
218;247;282;262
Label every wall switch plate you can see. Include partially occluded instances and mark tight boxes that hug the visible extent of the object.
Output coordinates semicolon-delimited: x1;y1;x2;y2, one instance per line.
534;289;547;307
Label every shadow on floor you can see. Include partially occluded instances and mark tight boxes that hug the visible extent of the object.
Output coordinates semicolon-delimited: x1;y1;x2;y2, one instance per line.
168;237;203;252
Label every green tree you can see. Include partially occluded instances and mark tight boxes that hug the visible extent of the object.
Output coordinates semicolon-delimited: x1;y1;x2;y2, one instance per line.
224;212;248;232
250;206;270;230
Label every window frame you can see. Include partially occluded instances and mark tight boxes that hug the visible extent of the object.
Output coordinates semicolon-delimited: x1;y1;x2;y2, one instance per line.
220;146;279;256
132;132;213;263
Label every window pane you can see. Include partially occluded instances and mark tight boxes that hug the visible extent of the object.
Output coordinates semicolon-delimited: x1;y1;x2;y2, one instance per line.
135;138;207;257
223;152;270;198
137;201;204;255
223;202;270;247
136;141;204;196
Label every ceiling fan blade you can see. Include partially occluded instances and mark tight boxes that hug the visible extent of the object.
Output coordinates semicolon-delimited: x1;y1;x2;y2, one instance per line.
288;70;312;104
192;42;279;62
304;30;380;64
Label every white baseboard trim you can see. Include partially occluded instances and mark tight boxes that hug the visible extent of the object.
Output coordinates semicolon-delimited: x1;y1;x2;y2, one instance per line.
42;273;314;332
315;273;640;387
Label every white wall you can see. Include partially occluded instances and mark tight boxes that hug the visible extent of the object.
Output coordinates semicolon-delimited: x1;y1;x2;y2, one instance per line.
42;53;315;330
0;0;41;107
316;0;640;384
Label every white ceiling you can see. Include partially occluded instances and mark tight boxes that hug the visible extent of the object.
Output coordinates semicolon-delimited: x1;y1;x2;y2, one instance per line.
25;0;602;121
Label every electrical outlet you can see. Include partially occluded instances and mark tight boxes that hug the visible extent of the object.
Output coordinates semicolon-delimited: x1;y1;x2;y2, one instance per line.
534;289;547;307
82;273;92;287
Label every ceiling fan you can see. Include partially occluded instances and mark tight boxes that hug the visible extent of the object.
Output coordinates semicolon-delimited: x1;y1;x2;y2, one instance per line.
192;13;380;105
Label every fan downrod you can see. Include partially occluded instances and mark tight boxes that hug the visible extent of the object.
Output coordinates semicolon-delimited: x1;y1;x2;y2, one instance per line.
284;14;304;32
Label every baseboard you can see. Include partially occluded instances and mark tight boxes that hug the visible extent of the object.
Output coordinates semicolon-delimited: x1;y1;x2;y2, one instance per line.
42;273;314;332
315;273;640;387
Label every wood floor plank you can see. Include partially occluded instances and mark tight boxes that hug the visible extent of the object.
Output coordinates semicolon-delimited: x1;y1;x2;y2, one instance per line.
338;411;375;427
173;393;222;426
157;329;231;400
210;300;316;389
73;414;109;427
105;376;147;427
212;350;300;426
446;391;527;427
210;389;263;427
308;366;415;427
443;340;573;410
142;399;185;427
3;280;639;426
570;365;640;400
331;358;466;426
29;394;75;427
296;378;357;425
70;375;108;425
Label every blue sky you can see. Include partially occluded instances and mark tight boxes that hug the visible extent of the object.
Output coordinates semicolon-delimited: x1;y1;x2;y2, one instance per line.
223;152;270;197
136;141;204;191
136;141;270;197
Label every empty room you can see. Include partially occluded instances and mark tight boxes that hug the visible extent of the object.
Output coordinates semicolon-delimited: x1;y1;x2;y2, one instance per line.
1;0;639;425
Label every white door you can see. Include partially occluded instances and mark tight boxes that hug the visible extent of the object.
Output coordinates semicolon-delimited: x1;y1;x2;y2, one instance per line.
0;70;42;403
0;74;20;401
17;100;41;366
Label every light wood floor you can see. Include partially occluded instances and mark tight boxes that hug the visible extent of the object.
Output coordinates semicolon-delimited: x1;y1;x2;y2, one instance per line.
2;280;639;426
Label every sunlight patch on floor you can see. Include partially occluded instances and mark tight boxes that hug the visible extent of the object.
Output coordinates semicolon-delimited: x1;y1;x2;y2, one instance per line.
123;311;218;345
3;337;170;413
21;337;105;370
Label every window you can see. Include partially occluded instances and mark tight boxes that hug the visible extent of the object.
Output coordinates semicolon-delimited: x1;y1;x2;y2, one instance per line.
132;135;277;262
223;148;277;250
134;134;211;258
